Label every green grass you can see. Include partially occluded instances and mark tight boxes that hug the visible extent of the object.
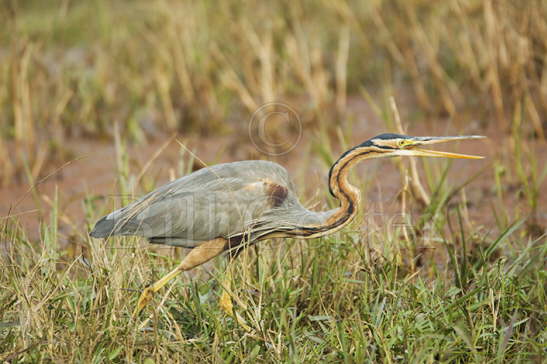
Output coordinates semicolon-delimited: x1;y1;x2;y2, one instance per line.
1;209;545;362
1;139;545;362
1;0;546;362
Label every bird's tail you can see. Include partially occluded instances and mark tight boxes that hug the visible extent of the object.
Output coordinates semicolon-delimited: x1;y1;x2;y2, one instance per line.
90;215;118;238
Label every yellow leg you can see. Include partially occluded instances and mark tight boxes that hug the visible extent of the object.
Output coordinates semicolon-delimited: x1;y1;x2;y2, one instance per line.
218;267;234;316
218;260;251;331
132;238;227;318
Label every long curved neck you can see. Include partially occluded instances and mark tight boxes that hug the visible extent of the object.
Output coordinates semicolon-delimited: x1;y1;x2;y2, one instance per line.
291;149;373;238
325;151;363;226
321;150;369;231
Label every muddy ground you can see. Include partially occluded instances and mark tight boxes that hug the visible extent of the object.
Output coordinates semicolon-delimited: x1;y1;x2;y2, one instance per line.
2;98;545;248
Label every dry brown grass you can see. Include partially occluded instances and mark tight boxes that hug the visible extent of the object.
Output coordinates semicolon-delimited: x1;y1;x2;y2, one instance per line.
1;0;546;184
1;1;546;362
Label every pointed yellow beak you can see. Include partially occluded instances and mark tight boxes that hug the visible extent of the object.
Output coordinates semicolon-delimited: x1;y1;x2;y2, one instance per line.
407;148;484;159
403;135;485;159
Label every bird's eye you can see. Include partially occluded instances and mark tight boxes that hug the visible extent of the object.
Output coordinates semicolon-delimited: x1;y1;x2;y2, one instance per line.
398;139;415;148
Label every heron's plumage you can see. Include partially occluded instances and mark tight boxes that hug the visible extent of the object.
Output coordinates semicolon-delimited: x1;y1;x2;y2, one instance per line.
96;134;485;319
91;160;335;247
92;134;484;251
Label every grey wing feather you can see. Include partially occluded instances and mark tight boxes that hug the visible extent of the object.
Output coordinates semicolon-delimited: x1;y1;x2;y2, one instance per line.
90;160;325;247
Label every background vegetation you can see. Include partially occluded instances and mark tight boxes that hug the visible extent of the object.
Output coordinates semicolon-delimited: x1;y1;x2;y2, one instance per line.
1;0;545;362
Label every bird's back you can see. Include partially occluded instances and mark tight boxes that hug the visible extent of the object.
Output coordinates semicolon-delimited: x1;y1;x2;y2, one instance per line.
90;160;306;247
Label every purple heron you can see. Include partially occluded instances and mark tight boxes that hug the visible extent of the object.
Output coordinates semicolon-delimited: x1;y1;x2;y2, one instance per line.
90;134;484;319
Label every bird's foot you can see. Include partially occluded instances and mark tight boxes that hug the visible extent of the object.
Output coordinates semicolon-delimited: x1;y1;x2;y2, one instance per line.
132;286;155;318
219;289;234;316
219;290;251;331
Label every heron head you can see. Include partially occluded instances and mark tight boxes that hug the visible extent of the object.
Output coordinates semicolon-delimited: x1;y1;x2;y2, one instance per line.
358;133;485;159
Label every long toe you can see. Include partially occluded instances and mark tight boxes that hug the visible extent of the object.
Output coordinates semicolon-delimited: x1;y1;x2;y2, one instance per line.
132;287;155;318
219;290;251;331
219;290;234;316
